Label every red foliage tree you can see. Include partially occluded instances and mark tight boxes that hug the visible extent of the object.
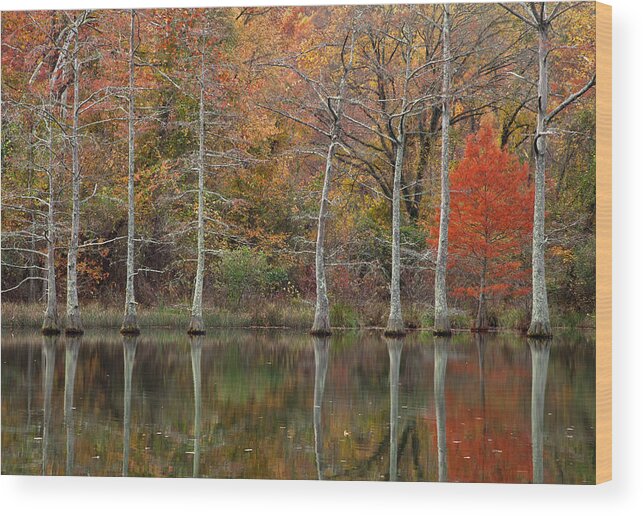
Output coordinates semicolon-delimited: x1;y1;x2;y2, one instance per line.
437;123;533;330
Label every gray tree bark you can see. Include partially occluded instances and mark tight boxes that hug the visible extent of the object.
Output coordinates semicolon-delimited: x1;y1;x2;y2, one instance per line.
121;10;139;335
384;28;414;337
528;17;552;338
65;24;83;335
311;141;336;336
311;32;354;335
434;4;452;336
42;109;59;334
387;337;403;481
385;137;406;336
529;339;550;483
41;27;74;335
313;336;329;480
188;44;207;335
500;3;595;338
27;130;40;304
474;259;488;331
122;334;138;477
434;336;449;482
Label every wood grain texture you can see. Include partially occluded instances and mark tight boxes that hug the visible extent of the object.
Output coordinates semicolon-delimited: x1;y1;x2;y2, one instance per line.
595;1;612;485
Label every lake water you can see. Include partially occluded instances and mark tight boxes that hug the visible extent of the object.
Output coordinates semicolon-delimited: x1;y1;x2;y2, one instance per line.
1;329;596;483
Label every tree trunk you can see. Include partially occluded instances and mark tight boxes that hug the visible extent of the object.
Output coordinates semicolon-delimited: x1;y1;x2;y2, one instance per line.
311;141;336;335
42;109;59;334
65;27;83;335
528;21;552;339
434;4;452;336
434;336;449;482
474;260;488;332
188;47;206;335
387;337;403;481
529;339;550;483
313;336;329;480
27;129;40;304
122;10;139;335
385;136;406;336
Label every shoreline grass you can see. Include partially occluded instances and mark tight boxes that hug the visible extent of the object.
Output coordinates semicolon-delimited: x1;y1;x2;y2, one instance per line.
0;301;595;333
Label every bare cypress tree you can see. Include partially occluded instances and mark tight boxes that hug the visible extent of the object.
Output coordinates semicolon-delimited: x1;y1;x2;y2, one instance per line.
311;33;355;336
121;9;140;334
187;29;207;335
65;17;84;335
501;2;595;338
42;108;60;334
260;21;358;335
434;4;452;336
342;8;441;336
42;19;76;334
386;105;407;337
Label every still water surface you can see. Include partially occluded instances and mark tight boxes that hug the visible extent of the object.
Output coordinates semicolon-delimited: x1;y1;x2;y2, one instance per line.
1;329;595;483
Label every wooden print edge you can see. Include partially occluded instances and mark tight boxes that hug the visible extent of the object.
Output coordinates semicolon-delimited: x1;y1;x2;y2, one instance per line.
595;0;612;485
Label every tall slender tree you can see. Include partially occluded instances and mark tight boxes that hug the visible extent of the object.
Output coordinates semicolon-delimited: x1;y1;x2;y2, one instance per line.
121;9;140;334
259;14;358;335
501;2;595;338
434;3;452;336
65;12;91;335
42;16;76;334
187;20;208;335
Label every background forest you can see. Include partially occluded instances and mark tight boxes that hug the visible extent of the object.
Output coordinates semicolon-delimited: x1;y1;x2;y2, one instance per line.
1;3;597;332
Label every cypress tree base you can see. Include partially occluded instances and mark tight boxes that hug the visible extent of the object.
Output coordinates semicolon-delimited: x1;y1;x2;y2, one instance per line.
65;312;84;335
311;313;332;336
120;313;140;335
384;317;406;337
310;327;332;336
64;327;84;336
41;313;60;335
433;315;452;336
187;316;206;335
527;320;553;339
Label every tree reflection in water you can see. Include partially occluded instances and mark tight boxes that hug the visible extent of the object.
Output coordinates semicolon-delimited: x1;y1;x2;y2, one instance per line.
41;335;57;476
0;330;595;482
64;336;81;475
122;335;138;477
386;337;403;481
313;336;329;480
434;336;449;482
190;335;203;478
529;339;551;484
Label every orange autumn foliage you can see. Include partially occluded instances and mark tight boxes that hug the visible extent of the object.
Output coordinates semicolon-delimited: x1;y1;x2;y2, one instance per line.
436;123;533;303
